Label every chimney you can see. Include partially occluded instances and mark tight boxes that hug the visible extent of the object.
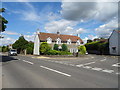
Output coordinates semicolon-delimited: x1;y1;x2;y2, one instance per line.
57;31;60;35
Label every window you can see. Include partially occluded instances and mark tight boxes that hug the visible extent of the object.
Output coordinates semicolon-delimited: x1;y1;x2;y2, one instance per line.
67;39;71;44
112;47;116;53
56;38;61;44
47;37;52;44
76;40;80;45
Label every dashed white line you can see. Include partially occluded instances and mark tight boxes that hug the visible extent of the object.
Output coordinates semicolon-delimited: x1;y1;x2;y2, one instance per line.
83;66;92;69
83;62;95;65
76;64;84;67
40;66;71;77
22;60;34;65
116;73;120;75
102;69;114;73
91;67;102;71
112;63;120;67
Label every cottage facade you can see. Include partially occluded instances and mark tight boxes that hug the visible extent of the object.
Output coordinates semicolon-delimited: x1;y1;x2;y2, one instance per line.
109;30;120;55
33;31;83;55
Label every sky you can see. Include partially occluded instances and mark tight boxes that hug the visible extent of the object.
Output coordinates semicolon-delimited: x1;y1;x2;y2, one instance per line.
0;0;118;45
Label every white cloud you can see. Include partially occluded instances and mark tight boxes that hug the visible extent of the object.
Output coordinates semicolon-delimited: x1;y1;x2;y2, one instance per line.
95;19;118;38
0;37;16;46
2;31;19;35
61;1;118;22
45;19;86;35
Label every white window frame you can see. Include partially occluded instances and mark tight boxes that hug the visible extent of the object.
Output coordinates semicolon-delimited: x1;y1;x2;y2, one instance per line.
67;39;71;45
47;37;52;44
56;38;61;44
76;40;80;45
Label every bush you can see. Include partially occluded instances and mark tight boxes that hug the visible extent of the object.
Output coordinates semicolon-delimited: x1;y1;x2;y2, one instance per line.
53;44;59;51
2;46;9;52
47;50;59;55
47;50;72;55
26;42;34;54
78;45;86;55
61;44;68;51
40;42;51;55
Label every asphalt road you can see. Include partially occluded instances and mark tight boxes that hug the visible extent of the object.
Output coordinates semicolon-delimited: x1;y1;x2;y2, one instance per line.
2;54;119;88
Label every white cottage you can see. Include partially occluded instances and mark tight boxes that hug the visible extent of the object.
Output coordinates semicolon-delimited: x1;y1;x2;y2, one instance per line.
109;30;120;55
33;31;83;55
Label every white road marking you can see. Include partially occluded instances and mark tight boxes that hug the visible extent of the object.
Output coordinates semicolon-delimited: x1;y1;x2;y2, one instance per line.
40;66;71;77
91;67;102;71
100;58;106;62
18;59;21;60
112;63;120;67
83;62;95;65
76;64;84;67
22;60;34;65
116;73;120;75
83;66;92;69
91;57;94;58
102;69;114;73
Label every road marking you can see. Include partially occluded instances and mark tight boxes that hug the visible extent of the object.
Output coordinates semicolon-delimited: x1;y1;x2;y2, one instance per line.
102;69;114;73
91;57;94;58
76;64;84;67
91;67;102;71
22;60;34;65
18;59;21;60
83;62;95;65
40;66;71;77
116;73;120;75
112;63;120;67
83;66;92;69
100;58;106;62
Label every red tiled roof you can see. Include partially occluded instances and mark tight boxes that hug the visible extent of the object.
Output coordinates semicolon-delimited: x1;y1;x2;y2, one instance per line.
38;32;83;43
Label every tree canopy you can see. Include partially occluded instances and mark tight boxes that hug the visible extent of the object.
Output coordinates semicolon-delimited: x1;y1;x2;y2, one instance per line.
12;36;28;53
53;44;59;51
0;8;8;32
61;44;68;51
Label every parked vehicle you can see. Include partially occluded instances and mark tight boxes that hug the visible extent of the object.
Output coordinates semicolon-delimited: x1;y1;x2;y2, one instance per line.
8;49;17;56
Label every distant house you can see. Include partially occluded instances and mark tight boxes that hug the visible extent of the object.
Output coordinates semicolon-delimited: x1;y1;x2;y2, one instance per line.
33;31;83;55
109;30;120;55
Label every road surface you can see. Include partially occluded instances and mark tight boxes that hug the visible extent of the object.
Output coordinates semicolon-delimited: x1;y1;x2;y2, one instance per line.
2;54;119;88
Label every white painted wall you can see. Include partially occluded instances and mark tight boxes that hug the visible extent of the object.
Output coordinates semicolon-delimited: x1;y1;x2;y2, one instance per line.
33;34;40;55
109;31;120;55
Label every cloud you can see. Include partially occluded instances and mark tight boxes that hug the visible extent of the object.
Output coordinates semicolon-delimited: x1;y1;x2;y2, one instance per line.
61;1;118;22
0;37;16;46
45;19;86;35
2;31;19;35
95;18;118;38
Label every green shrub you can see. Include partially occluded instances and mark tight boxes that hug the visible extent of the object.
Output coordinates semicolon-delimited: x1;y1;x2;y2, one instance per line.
53;44;59;51
47;50;59;55
40;42;51;55
26;42;34;54
61;44;68;51
59;51;72;55
2;46;9;52
78;45;86;55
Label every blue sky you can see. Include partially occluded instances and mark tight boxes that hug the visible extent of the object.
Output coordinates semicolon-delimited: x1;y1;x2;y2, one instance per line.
1;1;118;45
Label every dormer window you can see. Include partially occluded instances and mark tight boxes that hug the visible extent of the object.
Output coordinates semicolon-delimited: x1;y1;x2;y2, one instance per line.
67;39;71;44
47;37;52;44
56;38;61;44
76;40;80;45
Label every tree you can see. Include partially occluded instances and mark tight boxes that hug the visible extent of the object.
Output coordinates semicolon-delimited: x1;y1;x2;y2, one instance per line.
26;42;34;54
78;45;86;55
61;44;68;51
40;42;51;55
2;45;9;52
12;36;28;54
53;44;59;50
87;39;92;43
0;8;8;32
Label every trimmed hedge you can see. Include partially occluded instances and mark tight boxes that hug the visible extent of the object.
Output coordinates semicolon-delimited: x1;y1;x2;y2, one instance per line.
47;50;72;55
78;45;87;55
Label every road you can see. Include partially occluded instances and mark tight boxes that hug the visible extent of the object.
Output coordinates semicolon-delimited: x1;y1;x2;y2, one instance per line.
1;54;119;88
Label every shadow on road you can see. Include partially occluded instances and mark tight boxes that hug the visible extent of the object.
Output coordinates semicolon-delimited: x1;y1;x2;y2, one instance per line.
1;55;18;62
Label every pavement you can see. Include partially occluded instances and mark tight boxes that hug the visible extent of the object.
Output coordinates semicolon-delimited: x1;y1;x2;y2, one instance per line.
1;54;119;88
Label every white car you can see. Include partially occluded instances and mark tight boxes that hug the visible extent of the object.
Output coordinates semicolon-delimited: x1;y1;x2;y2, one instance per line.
8;49;17;56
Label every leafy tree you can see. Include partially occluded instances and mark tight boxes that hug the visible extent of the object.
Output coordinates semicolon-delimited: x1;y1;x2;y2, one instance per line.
0;8;8;32
78;45;86;55
40;42;51;55
87;39;92;43
12;36;28;54
61;44;68;51
26;42;34;54
53;44;59;50
2;45;9;52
